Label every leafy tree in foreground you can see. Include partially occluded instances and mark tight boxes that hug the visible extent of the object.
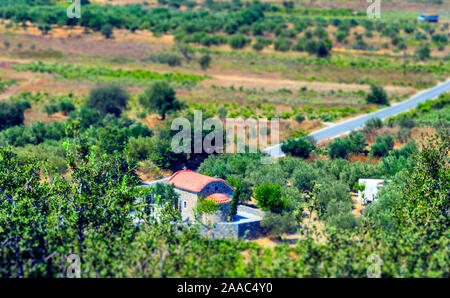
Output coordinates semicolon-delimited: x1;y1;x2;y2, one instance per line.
0;131;449;277
0;135;143;277
98;126;129;154
391;132;449;231
150;183;179;207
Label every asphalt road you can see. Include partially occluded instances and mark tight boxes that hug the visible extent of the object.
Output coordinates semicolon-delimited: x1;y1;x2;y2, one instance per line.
263;79;450;158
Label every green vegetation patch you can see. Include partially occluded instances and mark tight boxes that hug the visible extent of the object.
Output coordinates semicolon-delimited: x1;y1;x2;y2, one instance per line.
12;61;208;85
0;78;16;92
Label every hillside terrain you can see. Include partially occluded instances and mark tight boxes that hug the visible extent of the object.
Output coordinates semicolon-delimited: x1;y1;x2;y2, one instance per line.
0;0;448;278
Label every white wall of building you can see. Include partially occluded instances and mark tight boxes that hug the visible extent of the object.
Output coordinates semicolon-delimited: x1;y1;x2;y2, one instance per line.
357;179;391;205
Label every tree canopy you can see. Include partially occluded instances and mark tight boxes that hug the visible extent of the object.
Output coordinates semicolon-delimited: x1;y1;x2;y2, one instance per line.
139;81;182;120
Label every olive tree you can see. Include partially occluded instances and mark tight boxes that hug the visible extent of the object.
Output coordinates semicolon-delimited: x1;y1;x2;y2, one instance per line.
139;81;182;120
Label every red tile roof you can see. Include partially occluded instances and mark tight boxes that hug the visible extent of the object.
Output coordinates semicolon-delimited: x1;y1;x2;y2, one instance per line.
165;170;232;193
206;193;232;204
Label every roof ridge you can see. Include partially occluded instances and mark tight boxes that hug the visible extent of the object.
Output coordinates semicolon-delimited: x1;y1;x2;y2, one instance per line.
166;169;196;183
165;170;233;193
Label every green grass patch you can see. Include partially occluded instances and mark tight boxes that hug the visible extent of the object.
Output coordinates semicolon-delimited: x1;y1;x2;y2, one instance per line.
12;61;209;86
0;78;16;92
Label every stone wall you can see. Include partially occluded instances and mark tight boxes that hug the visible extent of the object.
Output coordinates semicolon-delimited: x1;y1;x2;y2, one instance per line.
199;205;264;240
203;201;231;224
174;188;198;222
175;181;234;224
237;205;265;218
200;220;263;240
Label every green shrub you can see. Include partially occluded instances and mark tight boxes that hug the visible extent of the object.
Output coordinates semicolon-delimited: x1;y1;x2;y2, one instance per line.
432;33;448;44
293;37;307;51
150;53;182;67
328;138;349;159
328;213;359;230
364;117;383;132
98;126;129;154
228;34;249;49
292;163;318;193
314;180;352;219
0;121;66;147
127;136;155;161
389;140;417;159
261;211;297;238
87;84;129;117
199;54;211;70
294;113;305;123
137;112;147;119
274;37;292;52
375;134;394;150
397;117;416;128
366;84;389;105
281;138;314;159
397;128;411;143
371;141;389;157
316;39;332;57
252;42;264;51
43;104;59;116
70;107;101;128
253;183;286;213
415;44;430;61
101;24;113;38
347;131;368;154
149;182;179;206
57;100;75;115
127;122;153;138
14;143;67;174
0;101;27;131
38;23;52;35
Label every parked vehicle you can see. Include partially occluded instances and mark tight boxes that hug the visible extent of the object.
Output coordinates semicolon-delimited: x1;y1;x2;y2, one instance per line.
418;13;439;23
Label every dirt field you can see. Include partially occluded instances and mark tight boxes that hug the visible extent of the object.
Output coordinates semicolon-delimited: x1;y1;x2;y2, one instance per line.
202;74;416;95
0;4;444;144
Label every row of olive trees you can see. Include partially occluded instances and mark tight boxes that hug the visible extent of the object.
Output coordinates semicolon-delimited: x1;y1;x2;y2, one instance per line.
87;81;182;120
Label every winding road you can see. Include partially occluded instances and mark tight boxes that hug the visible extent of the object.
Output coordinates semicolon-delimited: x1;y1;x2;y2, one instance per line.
263;79;450;158
143;79;450;184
